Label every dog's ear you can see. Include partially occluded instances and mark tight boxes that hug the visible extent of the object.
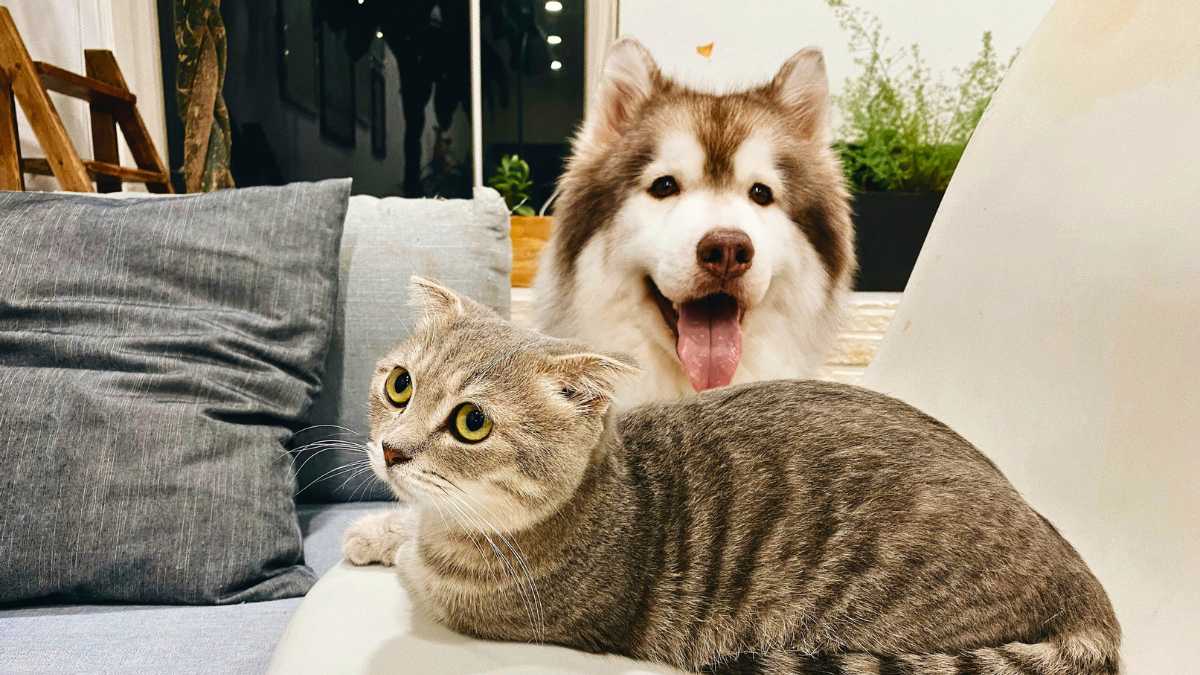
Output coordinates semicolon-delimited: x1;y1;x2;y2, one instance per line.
581;38;661;148
547;350;640;415
769;47;830;142
408;276;497;323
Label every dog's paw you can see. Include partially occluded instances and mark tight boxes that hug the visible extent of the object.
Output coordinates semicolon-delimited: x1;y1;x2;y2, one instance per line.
342;510;409;566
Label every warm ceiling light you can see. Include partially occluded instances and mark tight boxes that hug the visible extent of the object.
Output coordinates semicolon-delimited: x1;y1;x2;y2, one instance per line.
550;60;563;71
357;0;364;4
545;1;563;12
547;35;562;45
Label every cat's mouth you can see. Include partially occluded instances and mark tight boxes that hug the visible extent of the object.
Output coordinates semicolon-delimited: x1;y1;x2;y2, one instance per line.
645;277;745;392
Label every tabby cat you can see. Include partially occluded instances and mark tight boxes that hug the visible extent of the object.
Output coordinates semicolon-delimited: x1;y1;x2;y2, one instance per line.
343;278;1120;675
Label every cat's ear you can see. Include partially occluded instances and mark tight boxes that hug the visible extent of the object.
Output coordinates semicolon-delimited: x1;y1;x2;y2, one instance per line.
579;38;661;149
548;351;640;414
408;276;497;323
768;47;830;142
409;276;465;322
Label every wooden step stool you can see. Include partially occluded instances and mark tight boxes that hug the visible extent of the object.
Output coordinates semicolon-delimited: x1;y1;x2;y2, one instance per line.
0;6;172;193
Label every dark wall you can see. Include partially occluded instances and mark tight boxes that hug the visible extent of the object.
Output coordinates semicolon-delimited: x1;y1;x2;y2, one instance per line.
480;0;584;213
158;0;473;197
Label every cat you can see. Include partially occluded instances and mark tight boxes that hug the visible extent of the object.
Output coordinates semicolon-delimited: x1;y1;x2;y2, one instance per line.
343;277;1120;675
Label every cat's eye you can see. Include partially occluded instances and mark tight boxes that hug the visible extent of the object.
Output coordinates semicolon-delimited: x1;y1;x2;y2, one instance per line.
450;402;492;443
648;175;680;199
384;367;413;408
749;182;774;206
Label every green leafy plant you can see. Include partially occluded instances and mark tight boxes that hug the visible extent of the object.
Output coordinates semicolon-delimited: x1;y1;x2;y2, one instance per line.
487;154;536;216
829;1;1013;192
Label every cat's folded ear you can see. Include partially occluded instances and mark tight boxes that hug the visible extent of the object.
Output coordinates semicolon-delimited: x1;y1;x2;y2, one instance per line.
548;350;640;413
408;276;498;323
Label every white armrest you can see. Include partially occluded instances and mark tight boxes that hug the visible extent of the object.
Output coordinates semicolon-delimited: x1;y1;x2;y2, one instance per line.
268;562;681;675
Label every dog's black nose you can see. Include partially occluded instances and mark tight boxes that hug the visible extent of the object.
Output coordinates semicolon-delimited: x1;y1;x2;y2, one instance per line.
382;442;412;467
697;228;755;279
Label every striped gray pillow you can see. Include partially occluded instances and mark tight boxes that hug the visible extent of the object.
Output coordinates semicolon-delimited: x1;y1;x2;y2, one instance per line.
0;180;350;603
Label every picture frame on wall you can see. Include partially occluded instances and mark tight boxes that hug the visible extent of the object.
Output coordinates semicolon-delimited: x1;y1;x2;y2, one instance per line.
278;0;317;116
355;55;371;128
356;40;385;128
319;20;355;148
370;64;386;159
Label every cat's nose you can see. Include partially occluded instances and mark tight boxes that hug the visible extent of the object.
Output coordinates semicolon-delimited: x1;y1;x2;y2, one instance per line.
381;442;412;467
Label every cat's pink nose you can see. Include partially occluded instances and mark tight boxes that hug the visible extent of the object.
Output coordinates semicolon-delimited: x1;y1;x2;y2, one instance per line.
382;443;411;467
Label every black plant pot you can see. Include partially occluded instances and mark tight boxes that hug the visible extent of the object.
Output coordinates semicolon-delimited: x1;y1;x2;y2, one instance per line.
851;191;944;292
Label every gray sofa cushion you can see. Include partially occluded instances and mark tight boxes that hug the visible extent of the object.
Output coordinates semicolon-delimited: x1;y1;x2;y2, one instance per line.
0;181;350;604
0;502;384;675
296;188;511;502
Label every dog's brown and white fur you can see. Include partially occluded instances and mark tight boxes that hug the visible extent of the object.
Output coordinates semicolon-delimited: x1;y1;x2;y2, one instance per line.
534;39;855;406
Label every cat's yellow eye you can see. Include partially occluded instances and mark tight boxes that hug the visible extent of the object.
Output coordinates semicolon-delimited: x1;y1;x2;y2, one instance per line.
451;403;492;443
384;367;413;408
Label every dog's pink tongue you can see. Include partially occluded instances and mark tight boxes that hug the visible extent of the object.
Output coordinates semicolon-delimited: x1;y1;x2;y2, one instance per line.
676;296;742;391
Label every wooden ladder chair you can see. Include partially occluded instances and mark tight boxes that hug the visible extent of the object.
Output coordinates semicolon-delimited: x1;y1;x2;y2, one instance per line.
0;6;172;193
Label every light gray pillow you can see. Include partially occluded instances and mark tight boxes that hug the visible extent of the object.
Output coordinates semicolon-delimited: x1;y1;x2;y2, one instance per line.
0;180;350;604
297;188;511;502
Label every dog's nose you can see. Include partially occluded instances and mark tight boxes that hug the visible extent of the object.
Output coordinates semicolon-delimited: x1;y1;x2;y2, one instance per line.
697;228;755;279
382;442;412;467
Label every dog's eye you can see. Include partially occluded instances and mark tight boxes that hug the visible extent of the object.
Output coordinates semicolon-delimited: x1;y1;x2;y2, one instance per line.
749;183;774;206
648;175;680;199
384;367;413;409
450;403;493;443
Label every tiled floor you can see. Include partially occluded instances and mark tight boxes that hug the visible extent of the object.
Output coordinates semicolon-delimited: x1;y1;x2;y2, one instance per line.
510;288;901;385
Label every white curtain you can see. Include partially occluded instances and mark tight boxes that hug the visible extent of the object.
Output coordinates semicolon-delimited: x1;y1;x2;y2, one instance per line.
584;0;620;104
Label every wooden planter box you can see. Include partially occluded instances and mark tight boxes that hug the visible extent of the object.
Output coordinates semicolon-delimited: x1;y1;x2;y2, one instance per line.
852;191;943;292
510;215;554;288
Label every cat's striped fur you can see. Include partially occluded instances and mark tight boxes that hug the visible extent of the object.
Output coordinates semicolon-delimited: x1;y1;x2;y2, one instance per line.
344;278;1120;675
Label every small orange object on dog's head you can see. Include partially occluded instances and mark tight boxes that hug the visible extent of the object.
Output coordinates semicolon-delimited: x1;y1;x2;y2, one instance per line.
696;42;714;58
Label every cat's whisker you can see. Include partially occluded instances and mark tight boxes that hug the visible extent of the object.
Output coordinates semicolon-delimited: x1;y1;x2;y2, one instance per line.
335;462;376;494
286;434;366;464
348;469;382;501
442;482;545;638
439;489;540;636
289;445;363;472
442;498;528;623
291;437;363;451
289;445;345;472
290;439;365;453
293;442;367;474
417;473;539;632
425;484;503;590
291;438;364;448
295;460;371;496
292;424;365;437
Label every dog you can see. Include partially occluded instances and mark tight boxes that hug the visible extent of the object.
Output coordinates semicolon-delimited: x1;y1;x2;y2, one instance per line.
534;38;855;408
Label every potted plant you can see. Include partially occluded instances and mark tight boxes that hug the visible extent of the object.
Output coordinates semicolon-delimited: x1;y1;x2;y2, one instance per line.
488;154;551;287
829;0;1012;291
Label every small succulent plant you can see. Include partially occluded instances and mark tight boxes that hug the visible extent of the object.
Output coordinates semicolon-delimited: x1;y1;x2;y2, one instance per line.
487;154;536;216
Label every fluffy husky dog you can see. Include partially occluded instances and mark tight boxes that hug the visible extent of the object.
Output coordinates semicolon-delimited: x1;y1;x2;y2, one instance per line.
534;39;855;407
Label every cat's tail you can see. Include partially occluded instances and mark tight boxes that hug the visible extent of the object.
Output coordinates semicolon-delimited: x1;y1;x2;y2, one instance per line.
706;629;1120;675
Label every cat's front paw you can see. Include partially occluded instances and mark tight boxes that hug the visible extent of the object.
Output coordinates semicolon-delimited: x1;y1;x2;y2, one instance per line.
342;510;409;566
